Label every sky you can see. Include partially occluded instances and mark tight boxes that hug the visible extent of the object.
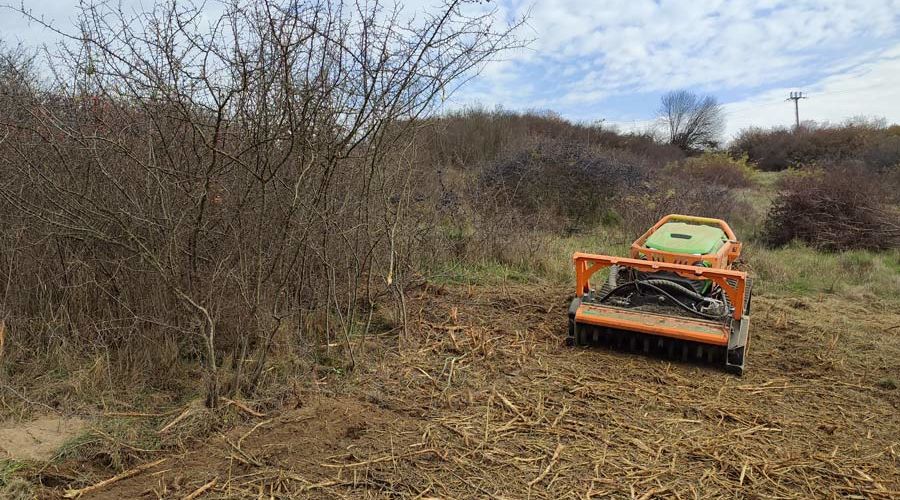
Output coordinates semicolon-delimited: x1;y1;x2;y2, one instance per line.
445;0;900;137
2;0;899;139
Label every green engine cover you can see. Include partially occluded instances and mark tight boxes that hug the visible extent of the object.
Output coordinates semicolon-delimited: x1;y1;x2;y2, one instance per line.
643;222;727;255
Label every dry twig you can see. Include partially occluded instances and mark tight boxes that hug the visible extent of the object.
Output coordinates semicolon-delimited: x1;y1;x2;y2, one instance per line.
63;459;166;498
182;478;217;500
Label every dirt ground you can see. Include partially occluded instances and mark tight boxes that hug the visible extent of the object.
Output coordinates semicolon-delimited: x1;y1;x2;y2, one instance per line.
37;283;900;498
0;418;86;462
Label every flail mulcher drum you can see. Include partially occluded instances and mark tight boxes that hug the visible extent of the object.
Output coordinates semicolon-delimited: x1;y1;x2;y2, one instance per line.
567;214;753;375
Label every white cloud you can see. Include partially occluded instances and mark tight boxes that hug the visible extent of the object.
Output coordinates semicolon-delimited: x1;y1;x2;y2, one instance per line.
518;0;895;89
4;0;900;134
452;0;900;126
722;43;900;137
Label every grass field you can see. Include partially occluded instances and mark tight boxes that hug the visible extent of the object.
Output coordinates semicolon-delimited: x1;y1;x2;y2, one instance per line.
2;170;899;499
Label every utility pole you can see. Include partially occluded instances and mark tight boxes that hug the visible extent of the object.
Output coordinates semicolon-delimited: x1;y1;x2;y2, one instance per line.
786;91;807;129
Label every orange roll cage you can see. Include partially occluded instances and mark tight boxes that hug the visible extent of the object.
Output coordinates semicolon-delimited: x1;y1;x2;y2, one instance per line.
574;253;748;321
630;214;742;268
574;214;748;322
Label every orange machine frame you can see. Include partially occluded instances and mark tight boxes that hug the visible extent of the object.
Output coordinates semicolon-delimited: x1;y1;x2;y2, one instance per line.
574;253;748;321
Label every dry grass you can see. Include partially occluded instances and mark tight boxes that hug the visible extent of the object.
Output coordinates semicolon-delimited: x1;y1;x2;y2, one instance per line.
444;221;900;302
746;244;900;299
37;281;899;499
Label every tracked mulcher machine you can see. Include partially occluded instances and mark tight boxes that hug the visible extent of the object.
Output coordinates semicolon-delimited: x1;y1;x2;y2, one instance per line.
567;214;752;374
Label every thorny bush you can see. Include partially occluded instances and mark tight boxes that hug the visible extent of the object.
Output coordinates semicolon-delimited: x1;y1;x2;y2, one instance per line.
479;140;647;227
0;0;522;406
731;121;900;172
763;166;900;251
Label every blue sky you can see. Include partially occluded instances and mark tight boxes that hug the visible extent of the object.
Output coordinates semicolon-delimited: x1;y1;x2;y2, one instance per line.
3;0;899;137
444;0;900;136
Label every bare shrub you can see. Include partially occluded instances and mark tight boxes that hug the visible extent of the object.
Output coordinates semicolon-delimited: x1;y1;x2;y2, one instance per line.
395;110;686;273
762;167;900;250
731;120;897;171
616;178;748;235
417;107;683;169
0;40;35;101
469;178;564;266
665;152;755;188
860;134;900;171
0;0;522;406
479;140;647;227
730;127;797;171
616;134;684;167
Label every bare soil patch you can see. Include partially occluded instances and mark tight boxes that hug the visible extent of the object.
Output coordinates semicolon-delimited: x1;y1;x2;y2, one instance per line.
0;417;86;461
43;284;900;498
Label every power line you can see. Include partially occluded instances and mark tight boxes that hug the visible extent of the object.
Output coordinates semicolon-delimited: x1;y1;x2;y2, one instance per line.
721;99;786;116
726;84;886;115
605;85;883;127
786;91;807;128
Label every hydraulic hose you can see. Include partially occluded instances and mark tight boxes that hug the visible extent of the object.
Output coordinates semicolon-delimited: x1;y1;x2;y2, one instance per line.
595;280;728;320
638;278;708;302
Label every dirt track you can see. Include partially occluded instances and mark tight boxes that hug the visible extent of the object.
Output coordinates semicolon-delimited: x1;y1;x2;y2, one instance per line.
68;284;900;498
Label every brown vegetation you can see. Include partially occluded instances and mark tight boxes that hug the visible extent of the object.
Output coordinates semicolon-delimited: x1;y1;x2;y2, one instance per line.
416;107;684;169
665;152;755;188
479;140;647;225
763;166;900;251
731;120;900;171
731;120;900;251
0;0;522;408
22;284;900;498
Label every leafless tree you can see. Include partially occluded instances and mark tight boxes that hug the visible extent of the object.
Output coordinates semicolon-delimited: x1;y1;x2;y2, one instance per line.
658;90;724;151
0;41;36;98
0;0;523;406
